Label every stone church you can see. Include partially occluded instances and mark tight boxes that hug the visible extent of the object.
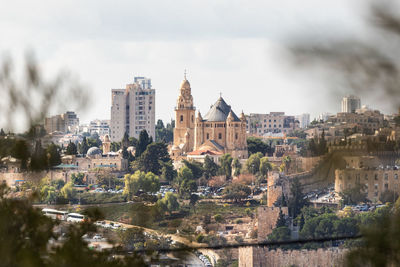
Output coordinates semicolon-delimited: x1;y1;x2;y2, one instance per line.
170;76;248;160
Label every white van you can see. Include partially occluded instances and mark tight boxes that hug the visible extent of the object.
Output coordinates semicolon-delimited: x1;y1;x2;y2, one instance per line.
67;213;85;223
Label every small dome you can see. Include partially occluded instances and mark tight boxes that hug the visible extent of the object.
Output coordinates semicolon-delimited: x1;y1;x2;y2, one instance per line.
180;79;190;90
87;147;102;156
104;134;110;142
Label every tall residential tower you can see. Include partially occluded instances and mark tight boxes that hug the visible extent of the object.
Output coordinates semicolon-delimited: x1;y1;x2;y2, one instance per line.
341;95;361;113
110;77;155;142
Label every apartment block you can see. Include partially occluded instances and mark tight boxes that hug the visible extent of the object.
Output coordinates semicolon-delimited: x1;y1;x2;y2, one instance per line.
110;77;155;142
247;112;299;135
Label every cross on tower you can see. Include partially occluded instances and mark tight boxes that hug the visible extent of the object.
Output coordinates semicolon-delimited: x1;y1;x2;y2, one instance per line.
184;69;187;79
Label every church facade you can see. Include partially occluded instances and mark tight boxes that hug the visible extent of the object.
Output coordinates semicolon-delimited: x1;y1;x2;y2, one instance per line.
171;77;248;160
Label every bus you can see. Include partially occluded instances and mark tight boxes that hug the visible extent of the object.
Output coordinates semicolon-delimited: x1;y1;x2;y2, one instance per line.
67;213;85;223
42;208;69;221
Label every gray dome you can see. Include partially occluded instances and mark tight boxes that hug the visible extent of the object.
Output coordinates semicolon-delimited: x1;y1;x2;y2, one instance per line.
203;97;240;122
87;147;102;156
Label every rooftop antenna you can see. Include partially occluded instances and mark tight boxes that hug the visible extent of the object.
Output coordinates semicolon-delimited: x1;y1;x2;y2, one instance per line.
184;69;187;80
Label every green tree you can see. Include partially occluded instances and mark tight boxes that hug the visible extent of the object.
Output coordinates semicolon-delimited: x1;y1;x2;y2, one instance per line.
12;139;30;170
219;153;233;178
276;209;286;228
259;157;272;177
160;160;177;182
157;192;180;214
65;141;78;155
46;142;61;167
50;179;65;190
70;172;85;185
246;152;263;175
110;141;120;152
155;119;174;143
79;136;89;155
189;193;199;213
232;158;242;177
247;137;270;155
179;179;197;198
136;142;171;175
222;183;251;202
203;156;219;179
135;130;152;158
282;155;292;173
30;140;48;171
174;166;197;198
60;182;76;200
340;184;368;205
267;226;291;242
288;178;308;218
182;159;204;179
123;171;160;199
40;185;57;204
214;214;223;223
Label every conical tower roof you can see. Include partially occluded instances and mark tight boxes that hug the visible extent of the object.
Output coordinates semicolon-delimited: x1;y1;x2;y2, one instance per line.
203;97;240;122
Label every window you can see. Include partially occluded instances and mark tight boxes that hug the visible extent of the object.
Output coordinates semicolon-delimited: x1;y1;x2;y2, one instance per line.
384;173;388;180
191;115;194;123
235;133;238;140
395;174;398;180
375;174;378;180
180;115;183;122
218;133;222;139
206;133;209;139
365;174;368;180
385;183;389;190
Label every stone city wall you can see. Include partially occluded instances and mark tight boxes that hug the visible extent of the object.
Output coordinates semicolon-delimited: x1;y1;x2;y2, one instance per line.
239;247;346;267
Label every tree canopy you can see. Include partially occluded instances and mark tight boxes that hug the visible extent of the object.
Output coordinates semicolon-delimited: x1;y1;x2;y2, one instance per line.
123;171;160;199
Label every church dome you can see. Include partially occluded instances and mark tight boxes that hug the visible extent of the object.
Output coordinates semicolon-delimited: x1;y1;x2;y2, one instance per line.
103;134;110;142
87;147;102;157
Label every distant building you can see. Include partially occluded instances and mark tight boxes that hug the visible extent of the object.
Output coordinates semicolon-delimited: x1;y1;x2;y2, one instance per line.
335;160;400;202
295;113;310;128
341;95;361;113
246;112;299;135
318;112;332;122
327;109;384;134
110;76;155;142
88;119;110;136
44;111;79;134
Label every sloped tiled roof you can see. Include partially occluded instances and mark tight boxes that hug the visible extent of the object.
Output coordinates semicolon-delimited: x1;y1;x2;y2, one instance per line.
203;97;240;122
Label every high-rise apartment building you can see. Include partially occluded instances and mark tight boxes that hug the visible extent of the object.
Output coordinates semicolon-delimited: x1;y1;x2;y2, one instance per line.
110;77;155;142
341;95;361;113
295;113;310;128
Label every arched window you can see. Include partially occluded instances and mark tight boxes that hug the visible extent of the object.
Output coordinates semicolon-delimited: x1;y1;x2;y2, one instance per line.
180;115;183;122
206;133;209;140
218;133;222;139
191;115;194;122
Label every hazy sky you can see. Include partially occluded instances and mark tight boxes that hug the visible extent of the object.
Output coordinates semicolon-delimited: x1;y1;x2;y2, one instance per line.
2;0;393;127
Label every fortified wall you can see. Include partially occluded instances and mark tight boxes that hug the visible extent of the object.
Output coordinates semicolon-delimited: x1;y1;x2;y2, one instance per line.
239;247;346;267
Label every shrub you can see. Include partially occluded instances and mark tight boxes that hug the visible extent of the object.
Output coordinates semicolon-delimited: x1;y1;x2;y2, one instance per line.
214;214;223;223
196;234;205;243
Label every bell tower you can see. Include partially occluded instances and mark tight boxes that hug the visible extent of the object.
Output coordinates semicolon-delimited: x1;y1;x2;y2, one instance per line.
173;72;196;153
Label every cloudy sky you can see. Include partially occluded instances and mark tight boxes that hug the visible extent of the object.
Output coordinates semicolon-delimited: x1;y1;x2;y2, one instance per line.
2;0;393;128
